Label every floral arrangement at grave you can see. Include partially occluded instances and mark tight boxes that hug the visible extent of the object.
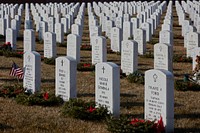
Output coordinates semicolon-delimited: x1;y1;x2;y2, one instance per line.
43;57;55;65
62;98;110;121
16;91;64;106
0;42;23;58
0;83;63;106
175;55;200;91
80;44;91;51
0;84;24;98
0;42;12;51
127;71;144;85
106;115;165;133
173;54;192;63
77;62;95;71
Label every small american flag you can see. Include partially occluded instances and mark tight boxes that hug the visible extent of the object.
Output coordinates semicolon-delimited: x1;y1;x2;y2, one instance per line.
10;62;24;79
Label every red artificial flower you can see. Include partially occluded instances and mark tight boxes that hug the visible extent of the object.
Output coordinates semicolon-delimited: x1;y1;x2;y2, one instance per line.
153;116;165;133
2;89;8;94
83;63;91;67
87;106;96;113
17;52;24;55
14;89;23;94
157;116;165;133
130;118;139;125
43;92;49;100
130;118;145;125
6;42;11;46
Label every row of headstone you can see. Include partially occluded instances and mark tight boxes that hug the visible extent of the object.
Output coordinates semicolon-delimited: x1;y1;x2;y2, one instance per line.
155;1;174;73
20;2;174;132
176;1;200;72
29;2;84;43
1;4;23;50
0;3;23;35
22;50;174;133
90;1;166;43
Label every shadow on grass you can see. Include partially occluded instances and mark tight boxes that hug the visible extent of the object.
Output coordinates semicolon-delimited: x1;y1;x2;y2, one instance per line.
0;78;22;82
41;79;55;83
174;102;183;107
173;68;182;71
0;123;14;131
121;101;144;109
17;36;23;41
0;66;11;70
175;113;200;119
121;93;137;98
77;93;94;97
57;54;66;56
123;113;144;119
138;63;150;66
107;59;120;62
175;127;200;133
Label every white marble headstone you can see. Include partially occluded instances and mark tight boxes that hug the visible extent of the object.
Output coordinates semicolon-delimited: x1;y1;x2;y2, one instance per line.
23;29;35;53
23;51;41;94
6;28;16;50
67;34;81;63
111;27;122;52
121;40;138;75
95;62;120;117
91;36;107;64
145;69;174;133
44;32;57;58
56;56;77;101
154;43;173;72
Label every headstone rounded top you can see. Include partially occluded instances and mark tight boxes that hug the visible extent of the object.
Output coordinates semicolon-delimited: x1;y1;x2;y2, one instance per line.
24;51;40;56
96;62;119;68
57;56;76;62
145;69;173;78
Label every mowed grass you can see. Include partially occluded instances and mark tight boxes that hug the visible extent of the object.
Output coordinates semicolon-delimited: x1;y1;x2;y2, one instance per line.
0;6;200;133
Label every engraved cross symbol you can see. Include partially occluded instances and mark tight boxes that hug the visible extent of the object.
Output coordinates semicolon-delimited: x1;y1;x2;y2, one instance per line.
126;43;129;48
102;66;105;73
61;60;64;66
27;55;31;62
153;74;158;82
159;46;162;52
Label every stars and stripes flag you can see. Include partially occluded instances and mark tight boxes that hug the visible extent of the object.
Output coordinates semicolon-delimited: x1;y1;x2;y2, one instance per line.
9;62;24;79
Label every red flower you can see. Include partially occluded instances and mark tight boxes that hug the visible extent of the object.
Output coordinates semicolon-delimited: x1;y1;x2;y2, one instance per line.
130;118;139;125
83;63;91;67
6;42;11;46
14;89;23;94
157;116;165;133
17;52;24;55
43;92;49;100
87;106;96;113
153;116;165;133
2;89;8;94
130;118;145;125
